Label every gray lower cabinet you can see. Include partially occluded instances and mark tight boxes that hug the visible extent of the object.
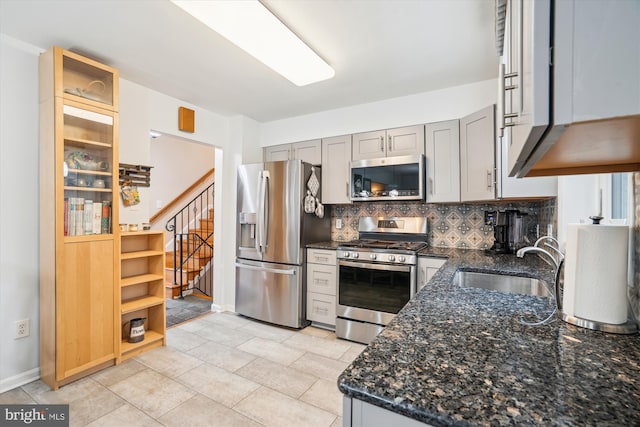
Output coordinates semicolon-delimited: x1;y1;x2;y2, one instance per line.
417;257;446;291
343;397;433;427
306;248;337;328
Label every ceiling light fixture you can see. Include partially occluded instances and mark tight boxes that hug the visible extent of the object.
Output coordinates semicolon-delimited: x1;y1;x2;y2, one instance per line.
171;0;334;86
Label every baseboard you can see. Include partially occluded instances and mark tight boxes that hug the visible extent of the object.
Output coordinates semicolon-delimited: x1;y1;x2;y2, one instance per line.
0;367;40;394
210;302;235;313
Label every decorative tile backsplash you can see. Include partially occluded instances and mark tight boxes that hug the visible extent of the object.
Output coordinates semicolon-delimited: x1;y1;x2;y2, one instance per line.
331;198;557;250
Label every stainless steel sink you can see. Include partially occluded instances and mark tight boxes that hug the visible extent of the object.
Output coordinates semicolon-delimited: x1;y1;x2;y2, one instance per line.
455;271;549;297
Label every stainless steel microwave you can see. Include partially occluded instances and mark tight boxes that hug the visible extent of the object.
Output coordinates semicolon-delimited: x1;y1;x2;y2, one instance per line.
350;155;425;201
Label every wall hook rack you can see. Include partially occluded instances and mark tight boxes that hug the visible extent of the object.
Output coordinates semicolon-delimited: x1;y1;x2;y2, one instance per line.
119;163;152;187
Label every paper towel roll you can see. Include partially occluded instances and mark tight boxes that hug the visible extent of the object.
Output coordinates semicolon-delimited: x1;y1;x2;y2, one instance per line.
563;224;629;324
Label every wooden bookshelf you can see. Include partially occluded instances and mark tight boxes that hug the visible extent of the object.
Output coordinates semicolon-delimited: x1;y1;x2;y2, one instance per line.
39;46;119;390
118;231;166;362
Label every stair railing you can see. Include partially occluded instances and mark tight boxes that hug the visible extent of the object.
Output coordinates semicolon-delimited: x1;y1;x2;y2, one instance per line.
165;182;214;299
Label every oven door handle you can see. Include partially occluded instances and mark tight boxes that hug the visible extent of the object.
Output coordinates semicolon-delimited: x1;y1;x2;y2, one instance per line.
339;260;412;273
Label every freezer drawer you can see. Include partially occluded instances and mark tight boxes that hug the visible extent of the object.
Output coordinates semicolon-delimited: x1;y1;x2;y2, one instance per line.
235;259;309;329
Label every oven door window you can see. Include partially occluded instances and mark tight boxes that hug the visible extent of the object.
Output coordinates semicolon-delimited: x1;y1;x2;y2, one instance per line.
339;262;412;314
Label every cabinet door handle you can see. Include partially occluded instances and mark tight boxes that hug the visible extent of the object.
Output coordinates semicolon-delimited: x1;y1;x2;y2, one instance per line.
500;63;520;133
346;182;349;198
487;170;493;190
379;136;384;152
387;135;392;151
429;177;434;195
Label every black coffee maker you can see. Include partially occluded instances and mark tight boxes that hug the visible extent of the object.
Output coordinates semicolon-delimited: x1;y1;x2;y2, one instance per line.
485;209;527;254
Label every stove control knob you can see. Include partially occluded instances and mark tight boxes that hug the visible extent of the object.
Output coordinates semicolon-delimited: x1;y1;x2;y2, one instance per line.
352;252;359;259
370;254;377;260
388;255;396;262
398;256;406;263
343;252;350;258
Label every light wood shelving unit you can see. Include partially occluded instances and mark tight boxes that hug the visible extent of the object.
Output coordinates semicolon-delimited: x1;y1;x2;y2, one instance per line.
119;231;166;362
39;46;119;389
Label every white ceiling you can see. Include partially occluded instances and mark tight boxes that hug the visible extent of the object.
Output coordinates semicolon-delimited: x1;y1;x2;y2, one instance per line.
0;0;499;122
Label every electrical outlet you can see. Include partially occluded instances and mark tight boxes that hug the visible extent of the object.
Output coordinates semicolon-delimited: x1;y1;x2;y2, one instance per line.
15;319;30;339
336;218;343;229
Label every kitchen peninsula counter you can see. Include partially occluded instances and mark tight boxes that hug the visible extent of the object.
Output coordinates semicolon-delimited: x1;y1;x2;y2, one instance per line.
337;248;640;426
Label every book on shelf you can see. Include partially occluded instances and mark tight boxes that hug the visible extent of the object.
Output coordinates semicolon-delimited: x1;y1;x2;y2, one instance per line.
68;198;76;236
101;201;111;234
64;198;69;236
75;198;84;236
63;197;112;235
84;200;93;235
92;201;102;234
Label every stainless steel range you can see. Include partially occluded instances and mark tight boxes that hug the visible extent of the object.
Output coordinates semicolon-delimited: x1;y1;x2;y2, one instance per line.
336;217;428;344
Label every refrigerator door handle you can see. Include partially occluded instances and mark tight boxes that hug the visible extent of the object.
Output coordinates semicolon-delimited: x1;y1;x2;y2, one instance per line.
235;262;296;275
255;171;264;253
262;170;270;251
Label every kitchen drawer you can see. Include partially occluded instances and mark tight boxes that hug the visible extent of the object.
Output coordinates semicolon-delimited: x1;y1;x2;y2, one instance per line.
307;248;337;265
307;292;336;326
307;264;337;295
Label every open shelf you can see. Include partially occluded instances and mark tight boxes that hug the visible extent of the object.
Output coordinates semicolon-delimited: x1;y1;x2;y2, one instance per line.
121;250;164;260
120;330;164;354
121;295;164;314
118;230;166;363
120;273;164;287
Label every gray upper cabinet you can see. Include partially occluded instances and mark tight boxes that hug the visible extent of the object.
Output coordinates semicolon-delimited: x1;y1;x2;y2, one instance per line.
425;120;460;203
501;0;639;177
264;144;291;162
321;135;352;204
291;139;322;165
460;105;496;202
264;139;322;165
352;125;424;160
502;0;551;176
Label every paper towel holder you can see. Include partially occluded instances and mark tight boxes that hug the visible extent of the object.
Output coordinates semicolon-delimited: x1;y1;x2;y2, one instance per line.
557;217;638;334
558;311;638;334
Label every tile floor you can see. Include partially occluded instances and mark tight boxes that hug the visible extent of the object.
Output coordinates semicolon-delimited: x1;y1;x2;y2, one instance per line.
165;295;213;327
0;312;365;427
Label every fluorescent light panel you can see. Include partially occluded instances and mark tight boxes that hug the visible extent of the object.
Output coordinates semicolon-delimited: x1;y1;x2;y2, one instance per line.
172;0;334;86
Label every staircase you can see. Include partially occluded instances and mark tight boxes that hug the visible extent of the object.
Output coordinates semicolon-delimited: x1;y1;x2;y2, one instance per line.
165;183;215;299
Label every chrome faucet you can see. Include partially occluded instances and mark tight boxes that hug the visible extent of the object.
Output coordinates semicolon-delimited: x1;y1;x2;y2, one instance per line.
534;235;560;248
516;246;560;268
533;236;564;265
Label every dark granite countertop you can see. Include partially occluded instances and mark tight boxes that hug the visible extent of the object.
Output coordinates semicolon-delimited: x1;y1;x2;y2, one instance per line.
307;241;343;250
337;248;640;426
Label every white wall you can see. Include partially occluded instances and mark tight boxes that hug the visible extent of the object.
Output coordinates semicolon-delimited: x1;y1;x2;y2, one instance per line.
213;115;260;312
0;36;253;391
149;135;215;217
0;36;42;392
259;79;498;146
118;79;152;225
557;174;600;248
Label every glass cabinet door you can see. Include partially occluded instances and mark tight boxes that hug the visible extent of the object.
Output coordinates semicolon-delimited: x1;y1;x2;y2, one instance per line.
61;101;115;236
59;49;117;110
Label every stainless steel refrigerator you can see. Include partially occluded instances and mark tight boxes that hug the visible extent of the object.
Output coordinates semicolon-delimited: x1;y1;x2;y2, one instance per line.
235;160;331;328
